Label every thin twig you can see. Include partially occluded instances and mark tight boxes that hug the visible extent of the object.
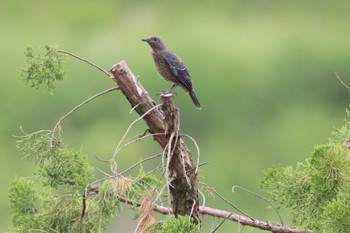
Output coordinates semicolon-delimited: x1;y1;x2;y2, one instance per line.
335;72;350;92
154;184;168;211
165;132;176;211
170;110;180;157
211;212;234;233
232;185;284;226
120;153;162;175
210;187;254;220
116;133;165;157
198;189;206;207
94;154;110;163
170;114;192;188
86;175;115;193
200;206;311;233
133;182;168;233
127;169;162;199
182;134;201;174
96;167;111;177
131;166;162;189
179;149;192;188
49;87;119;146
81;193;87;219
189;199;199;225
110;104;162;173
188;162;209;172
130;104;140;114
58;50;110;77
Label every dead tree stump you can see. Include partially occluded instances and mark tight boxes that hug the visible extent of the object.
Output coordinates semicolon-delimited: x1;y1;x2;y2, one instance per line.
110;61;200;225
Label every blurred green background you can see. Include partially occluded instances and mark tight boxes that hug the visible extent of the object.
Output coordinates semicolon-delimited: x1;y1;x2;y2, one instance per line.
2;0;350;232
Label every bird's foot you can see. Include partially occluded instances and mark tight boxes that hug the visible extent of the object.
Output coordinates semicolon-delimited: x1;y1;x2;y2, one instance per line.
159;89;177;96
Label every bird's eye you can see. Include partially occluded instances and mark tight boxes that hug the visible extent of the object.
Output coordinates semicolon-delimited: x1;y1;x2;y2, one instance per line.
153;38;158;41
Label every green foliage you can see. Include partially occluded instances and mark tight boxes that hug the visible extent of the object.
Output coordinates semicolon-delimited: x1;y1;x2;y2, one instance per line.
16;129;61;162
261;116;350;232
8;178;54;229
90;180;120;225
8;177;121;233
309;144;350;200
329;109;350;144
16;130;94;191
9;129;124;232
124;166;159;202
21;45;66;92
43;179;120;233
261;165;323;228
11;129;165;232
149;216;198;233
322;193;350;232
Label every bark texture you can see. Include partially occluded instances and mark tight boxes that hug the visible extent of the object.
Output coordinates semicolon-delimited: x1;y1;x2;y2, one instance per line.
110;61;200;224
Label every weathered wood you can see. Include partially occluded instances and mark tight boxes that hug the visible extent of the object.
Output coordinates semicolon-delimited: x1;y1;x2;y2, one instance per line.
109;61;200;224
161;93;200;225
110;61;167;147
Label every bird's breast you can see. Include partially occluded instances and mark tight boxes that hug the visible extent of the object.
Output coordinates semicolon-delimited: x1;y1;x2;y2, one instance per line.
152;53;176;83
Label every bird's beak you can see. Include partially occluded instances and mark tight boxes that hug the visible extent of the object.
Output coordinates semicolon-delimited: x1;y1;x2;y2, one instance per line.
141;38;148;42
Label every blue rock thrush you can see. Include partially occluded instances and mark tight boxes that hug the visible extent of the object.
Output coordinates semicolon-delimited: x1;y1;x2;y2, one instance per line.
142;36;201;109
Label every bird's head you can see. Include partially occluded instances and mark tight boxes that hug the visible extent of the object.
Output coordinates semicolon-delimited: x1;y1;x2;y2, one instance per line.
141;36;167;51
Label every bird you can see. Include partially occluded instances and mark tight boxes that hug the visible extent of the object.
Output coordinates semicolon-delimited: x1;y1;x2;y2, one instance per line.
141;36;201;109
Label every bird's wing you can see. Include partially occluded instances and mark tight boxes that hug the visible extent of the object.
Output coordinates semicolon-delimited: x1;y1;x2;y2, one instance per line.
162;52;193;91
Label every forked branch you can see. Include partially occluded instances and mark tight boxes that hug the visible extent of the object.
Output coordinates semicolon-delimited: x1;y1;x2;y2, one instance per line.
110;61;200;224
109;60;311;232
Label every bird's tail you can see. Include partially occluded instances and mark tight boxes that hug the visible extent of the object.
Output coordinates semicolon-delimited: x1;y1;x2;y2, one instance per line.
189;91;201;110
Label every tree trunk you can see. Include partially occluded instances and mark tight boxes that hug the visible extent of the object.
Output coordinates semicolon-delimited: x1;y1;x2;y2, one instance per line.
110;61;200;225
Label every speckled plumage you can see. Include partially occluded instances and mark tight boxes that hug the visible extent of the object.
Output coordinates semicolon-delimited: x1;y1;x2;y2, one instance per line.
142;36;201;109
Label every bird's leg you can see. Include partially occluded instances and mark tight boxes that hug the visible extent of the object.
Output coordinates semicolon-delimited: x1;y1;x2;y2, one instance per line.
160;84;178;96
169;84;178;92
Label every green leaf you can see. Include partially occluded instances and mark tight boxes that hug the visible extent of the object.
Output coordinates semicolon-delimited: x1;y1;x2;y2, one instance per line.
21;45;66;93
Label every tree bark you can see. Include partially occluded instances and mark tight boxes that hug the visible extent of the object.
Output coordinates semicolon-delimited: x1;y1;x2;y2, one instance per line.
161;93;200;224
110;61;200;224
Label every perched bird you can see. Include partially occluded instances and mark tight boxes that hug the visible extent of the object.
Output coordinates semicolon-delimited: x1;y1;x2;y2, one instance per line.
142;36;201;109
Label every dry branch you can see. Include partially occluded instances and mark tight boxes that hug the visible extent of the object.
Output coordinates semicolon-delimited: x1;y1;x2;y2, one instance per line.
110;61;200;224
109;60;311;232
109;61;167;147
118;197;311;233
200;206;310;233
161;93;200;224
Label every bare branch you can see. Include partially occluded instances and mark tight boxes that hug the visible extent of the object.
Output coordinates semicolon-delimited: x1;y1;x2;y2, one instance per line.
109;104;163;173
49;87;119;146
182;134;201;174
200;206;311;233
118;196;311;233
115;133;165;160
63;175;311;233
81;193;87;219
58;50;110;77
165;132;176;211
110;61;201;224
210;212;234;233
232;185;284;226
209;187;253;220
109;61;167;147
108;61;310;232
120;153;162;175
335;72;350;92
